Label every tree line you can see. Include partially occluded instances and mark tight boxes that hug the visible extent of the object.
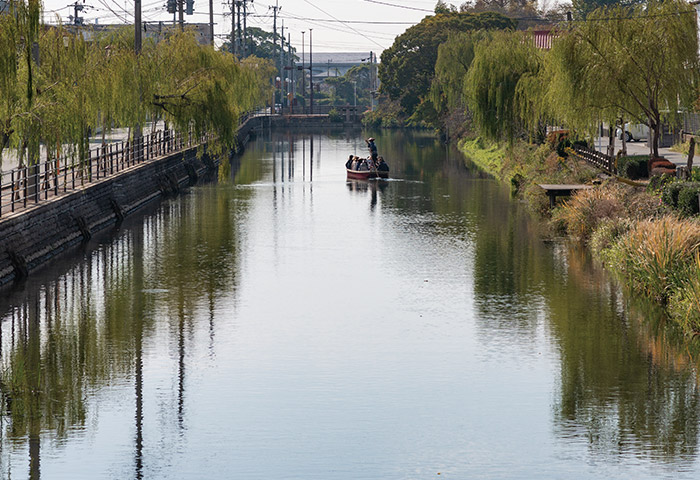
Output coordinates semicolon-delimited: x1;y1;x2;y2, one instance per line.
374;0;698;159
0;0;275;170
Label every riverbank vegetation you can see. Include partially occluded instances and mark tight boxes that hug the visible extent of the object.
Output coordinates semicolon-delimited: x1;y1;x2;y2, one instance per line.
374;0;700;333
0;0;274;170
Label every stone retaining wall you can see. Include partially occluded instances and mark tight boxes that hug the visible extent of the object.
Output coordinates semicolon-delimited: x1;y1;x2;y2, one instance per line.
0;145;220;287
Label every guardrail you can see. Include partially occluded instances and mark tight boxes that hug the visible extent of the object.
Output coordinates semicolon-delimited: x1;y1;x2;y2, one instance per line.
0;129;208;218
571;144;617;174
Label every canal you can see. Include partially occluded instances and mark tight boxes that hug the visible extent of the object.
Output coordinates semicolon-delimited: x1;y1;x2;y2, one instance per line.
1;129;699;479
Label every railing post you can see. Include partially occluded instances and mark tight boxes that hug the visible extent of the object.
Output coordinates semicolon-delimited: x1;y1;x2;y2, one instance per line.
10;169;14;212
23;166;28;208
55;158;59;195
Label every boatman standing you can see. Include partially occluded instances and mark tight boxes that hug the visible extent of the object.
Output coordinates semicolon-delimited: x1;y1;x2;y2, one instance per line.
366;137;378;165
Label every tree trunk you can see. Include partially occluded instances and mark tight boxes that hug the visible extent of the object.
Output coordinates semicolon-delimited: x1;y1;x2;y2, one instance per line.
651;116;660;159
687;137;695;179
607;120;615;157
620;117;627;156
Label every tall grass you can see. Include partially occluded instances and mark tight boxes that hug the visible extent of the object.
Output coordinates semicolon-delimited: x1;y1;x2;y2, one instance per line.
607;216;700;304
554;185;625;240
669;252;700;333
555;182;666;241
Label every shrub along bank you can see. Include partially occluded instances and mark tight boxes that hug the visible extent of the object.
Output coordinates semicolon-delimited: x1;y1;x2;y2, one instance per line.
460;136;700;334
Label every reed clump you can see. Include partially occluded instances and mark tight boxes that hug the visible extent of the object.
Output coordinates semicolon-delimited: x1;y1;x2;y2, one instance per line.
604;216;700;306
553;182;665;241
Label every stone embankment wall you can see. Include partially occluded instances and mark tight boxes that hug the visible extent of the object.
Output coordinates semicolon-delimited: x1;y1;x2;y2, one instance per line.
0;115;264;287
0;146;214;287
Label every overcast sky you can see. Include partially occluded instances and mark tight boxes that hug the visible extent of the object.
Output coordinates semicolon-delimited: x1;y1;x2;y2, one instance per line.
42;0;442;53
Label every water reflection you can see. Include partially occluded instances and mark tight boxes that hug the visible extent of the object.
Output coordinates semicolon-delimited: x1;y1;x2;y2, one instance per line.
0;153;256;478
1;130;700;477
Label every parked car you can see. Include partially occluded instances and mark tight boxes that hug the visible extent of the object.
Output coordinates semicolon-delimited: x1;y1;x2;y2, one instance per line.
615;123;649;142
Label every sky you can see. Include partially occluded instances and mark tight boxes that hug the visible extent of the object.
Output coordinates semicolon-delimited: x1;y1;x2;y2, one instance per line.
41;0;442;53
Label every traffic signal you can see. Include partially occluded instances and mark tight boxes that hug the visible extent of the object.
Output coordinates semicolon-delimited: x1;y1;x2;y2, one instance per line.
166;0;176;13
185;0;193;14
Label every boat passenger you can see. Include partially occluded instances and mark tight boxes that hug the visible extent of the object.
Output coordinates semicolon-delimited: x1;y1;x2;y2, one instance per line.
351;156;360;170
357;159;369;171
377;156;389;172
346;155;354;169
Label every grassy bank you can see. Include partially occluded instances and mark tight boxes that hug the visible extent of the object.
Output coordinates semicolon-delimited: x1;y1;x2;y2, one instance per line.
460;136;700;334
459;136;598;214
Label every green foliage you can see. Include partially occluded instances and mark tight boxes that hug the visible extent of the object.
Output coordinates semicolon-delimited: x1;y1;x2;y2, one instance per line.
660;182;700;216
378;10;513;124
617;155;649;180
589;217;633;261
362;98;404;128
324;65;373;108
571;0;644;19
220;26;295;62
677;184;700;216
435;0;457;14
464;30;543;143
328;108;343;123
546;130;571;158
429;31;488;130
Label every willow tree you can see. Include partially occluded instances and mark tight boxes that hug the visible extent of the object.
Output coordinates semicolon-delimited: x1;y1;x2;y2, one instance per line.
547;0;699;159
464;30;544;143
147;31;264;153
429;31;489;131
0;0;41;169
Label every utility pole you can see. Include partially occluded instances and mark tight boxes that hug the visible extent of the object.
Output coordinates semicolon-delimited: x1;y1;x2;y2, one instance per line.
209;0;214;45
68;1;84;25
134;0;141;53
230;0;238;55
309;28;313;115
288;32;293;112
178;0;184;31
271;1;280;103
236;1;242;55
370;51;375;111
243;0;251;57
301;30;305;113
280;22;285;107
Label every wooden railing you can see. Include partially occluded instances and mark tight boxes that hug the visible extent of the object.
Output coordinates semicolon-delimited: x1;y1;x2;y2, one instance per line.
571;144;617;174
0;129;208;218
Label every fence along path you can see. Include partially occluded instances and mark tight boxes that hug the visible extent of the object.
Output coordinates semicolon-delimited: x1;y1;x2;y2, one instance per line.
570;144;617;174
0;129;207;218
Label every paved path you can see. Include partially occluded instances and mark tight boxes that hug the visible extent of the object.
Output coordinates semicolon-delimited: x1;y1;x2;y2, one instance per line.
592;137;687;165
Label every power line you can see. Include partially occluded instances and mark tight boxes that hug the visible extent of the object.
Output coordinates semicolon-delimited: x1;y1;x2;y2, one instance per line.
280;15;416;25
299;0;384;49
363;0;432;13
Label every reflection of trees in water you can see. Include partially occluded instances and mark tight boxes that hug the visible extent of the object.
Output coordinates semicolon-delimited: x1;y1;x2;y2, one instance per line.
0;154;258;476
469;190;700;463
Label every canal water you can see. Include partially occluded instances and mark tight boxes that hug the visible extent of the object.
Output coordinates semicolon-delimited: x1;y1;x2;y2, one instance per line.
1;129;700;479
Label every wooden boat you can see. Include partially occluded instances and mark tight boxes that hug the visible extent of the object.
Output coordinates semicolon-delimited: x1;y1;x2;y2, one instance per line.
346;158;389;180
346;168;379;180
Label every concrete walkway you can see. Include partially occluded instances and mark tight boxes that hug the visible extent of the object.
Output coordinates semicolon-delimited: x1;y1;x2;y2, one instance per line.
592;137;687;166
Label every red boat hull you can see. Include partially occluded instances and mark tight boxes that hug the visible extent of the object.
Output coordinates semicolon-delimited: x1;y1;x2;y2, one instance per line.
346;169;389;180
346;168;378;180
